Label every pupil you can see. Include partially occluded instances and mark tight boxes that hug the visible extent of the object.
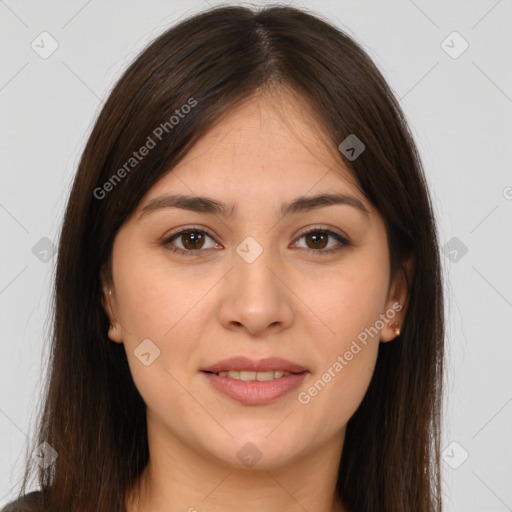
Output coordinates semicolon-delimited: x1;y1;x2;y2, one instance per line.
184;231;203;249
308;231;327;249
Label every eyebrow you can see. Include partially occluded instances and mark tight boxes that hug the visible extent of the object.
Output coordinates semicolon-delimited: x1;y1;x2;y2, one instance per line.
138;192;371;221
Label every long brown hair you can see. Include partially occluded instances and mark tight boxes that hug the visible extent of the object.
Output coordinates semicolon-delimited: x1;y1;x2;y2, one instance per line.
6;5;444;511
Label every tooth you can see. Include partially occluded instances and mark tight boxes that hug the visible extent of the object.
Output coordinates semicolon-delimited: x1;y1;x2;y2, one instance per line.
239;371;257;381
256;371;275;381
215;370;295;381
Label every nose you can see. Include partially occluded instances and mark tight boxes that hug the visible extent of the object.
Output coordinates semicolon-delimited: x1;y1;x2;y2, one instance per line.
218;242;294;338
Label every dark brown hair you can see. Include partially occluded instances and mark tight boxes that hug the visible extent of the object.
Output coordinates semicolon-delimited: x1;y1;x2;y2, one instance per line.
5;4;444;512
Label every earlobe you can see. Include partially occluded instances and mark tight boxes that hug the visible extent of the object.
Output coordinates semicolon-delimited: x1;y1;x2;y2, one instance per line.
105;289;123;343
108;321;122;342
380;310;402;343
100;273;123;343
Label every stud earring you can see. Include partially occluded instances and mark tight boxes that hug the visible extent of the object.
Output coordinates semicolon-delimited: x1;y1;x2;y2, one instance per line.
393;321;400;337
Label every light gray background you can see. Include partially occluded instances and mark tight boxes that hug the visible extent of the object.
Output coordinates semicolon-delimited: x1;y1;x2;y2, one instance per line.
1;1;511;510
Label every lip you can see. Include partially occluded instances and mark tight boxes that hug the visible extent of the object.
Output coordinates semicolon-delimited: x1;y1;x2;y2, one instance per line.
202;371;308;405
201;356;309;405
201;356;308;374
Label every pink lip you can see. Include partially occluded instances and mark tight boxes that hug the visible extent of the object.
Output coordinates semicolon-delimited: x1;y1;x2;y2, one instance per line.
201;356;308;374
202;371;308;405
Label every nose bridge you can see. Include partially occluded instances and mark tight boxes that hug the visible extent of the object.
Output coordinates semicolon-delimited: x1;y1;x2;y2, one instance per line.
219;232;293;334
233;232;282;301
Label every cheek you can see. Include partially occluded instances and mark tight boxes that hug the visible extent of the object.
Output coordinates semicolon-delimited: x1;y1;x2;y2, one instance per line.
296;254;388;419
295;287;383;439
113;240;204;340
113;253;207;423
310;285;382;407
314;256;390;350
110;246;202;394
296;345;378;443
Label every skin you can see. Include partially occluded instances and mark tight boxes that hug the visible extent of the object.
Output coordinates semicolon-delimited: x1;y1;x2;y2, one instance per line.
101;87;413;512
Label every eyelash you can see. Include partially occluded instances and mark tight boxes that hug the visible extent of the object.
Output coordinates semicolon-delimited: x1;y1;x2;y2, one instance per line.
162;225;350;257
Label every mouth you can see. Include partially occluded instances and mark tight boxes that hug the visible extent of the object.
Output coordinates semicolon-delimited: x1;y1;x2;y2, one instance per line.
200;356;309;405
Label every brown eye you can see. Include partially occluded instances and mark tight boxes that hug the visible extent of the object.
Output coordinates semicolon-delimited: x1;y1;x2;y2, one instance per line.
163;228;218;256
304;231;329;250
180;231;206;250
294;228;349;256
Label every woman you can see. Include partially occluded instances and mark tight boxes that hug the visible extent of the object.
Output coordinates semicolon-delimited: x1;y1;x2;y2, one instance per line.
3;4;445;512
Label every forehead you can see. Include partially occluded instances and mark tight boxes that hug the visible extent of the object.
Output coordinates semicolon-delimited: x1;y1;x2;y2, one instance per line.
139;89;367;211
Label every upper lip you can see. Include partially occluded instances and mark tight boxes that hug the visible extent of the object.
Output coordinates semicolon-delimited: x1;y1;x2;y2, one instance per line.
201;356;308;374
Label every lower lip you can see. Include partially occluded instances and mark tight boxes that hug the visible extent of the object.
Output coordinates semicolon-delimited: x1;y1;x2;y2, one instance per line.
201;371;308;405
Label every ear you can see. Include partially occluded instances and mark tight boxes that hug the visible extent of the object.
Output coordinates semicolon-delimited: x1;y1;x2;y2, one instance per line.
380;253;415;342
100;264;123;344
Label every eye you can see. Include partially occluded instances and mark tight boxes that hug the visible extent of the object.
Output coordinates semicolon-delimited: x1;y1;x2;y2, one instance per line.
162;226;219;256
162;226;350;257
293;227;350;256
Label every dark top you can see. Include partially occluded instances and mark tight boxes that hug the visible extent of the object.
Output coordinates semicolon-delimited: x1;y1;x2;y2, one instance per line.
2;491;42;512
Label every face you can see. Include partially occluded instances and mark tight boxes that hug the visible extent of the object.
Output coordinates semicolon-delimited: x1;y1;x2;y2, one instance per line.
101;89;410;470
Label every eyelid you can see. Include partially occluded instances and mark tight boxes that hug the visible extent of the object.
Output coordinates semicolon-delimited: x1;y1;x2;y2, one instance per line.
295;225;348;242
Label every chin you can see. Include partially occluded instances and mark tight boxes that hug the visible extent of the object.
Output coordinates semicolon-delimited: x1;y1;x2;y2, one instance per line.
205;432;303;470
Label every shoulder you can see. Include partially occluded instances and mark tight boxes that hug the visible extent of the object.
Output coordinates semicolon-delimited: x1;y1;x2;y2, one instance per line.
1;491;42;512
